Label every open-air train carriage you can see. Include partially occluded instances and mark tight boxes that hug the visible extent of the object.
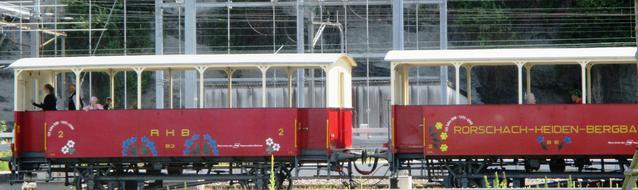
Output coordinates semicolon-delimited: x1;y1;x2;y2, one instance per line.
385;47;638;187
9;53;356;189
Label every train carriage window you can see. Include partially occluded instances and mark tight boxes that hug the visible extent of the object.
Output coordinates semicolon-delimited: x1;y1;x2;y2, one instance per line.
472;65;518;104
266;68;296;108
202;69;230;108
227;68;262;108
589;64;637;104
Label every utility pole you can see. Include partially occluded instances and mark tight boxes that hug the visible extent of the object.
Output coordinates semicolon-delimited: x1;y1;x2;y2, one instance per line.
184;0;197;108
155;0;164;109
439;0;448;105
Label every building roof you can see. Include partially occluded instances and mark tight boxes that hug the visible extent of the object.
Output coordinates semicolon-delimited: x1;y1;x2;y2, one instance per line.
9;53;356;70
385;47;637;65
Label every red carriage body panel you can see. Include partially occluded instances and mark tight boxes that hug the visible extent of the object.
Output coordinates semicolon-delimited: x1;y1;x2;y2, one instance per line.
393;104;638;157
298;108;352;151
13;108;353;159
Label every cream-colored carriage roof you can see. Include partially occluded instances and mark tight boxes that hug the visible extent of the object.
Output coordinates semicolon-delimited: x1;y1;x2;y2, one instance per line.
10;53;356;70
385;47;637;65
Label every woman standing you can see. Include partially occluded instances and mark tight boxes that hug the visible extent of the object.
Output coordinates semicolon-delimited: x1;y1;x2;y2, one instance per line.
32;84;57;111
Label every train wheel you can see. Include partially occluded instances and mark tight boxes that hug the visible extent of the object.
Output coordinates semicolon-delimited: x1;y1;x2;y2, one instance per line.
549;158;566;173
275;166;293;190
74;175;84;190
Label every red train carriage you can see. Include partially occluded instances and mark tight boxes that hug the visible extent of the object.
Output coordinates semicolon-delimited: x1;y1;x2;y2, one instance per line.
9;54;356;189
385;47;638;187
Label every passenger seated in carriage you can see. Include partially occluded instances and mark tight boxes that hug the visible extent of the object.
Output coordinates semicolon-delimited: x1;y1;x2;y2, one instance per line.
569;89;582;104
83;96;104;111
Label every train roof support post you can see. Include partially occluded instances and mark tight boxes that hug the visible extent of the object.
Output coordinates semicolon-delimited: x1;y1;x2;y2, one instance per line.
287;67;294;107
258;66;270;108
195;66;208;108
452;62;462;104
515;61;526;104
168;69;173;109
108;70;116;109
587;64;594;104
134;67;145;109
578;60;590;105
71;68;83;110
465;65;472;104
224;68;236;108
525;64;533;98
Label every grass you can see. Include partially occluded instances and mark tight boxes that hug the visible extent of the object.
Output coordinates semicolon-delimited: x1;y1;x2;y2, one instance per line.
0;150;10;171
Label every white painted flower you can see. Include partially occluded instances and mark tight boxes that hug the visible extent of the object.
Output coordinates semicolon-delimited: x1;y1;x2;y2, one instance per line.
66;140;75;147
61;146;69;154
272;143;280;152
265;138;274;146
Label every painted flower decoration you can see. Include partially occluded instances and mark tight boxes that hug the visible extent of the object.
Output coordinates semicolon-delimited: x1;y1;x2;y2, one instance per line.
61;146;69;154
440;144;448;152
66;140;75;147
536;135;544;144
266;138;274;146
440;132;448;140
563;136;572;144
265;137;280;154
435;122;443;130
272;143;280;151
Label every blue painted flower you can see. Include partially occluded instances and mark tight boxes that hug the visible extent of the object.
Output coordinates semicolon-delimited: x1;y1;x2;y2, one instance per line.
536;135;544;144
141;136;158;156
563;136;572;144
203;134;219;156
122;137;137;156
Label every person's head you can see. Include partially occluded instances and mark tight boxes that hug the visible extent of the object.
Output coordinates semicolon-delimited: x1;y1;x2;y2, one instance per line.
105;97;112;105
525;92;536;104
69;84;76;93
90;96;98;106
569;89;581;102
43;84;54;95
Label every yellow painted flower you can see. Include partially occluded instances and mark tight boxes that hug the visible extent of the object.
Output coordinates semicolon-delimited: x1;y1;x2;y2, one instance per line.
440;132;448;140
435;122;443;130
440;144;448;152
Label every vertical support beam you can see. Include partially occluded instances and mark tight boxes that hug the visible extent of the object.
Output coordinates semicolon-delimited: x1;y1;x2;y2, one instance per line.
109;70;116;108
452;62;462;104
122;0;126;54
465;65;472;104
287;68;294;107
392;0;404;51
401;65;409;105
184;0;197;108
296;0;306;108
578;60;590;105
72;68;83;110
225;68;235;108
439;0;448;105
390;63;399;105
258;66;270;108
31;0;40;57
587;64;594;104
515;61;526;104
525;64;532;95
14;70;22;111
169;69;173;109
134;67;145;109
196;66;208;108
155;0;164;109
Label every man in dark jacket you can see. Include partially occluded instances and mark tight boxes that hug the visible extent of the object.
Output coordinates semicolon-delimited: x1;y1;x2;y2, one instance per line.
32;84;57;111
68;84;83;110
